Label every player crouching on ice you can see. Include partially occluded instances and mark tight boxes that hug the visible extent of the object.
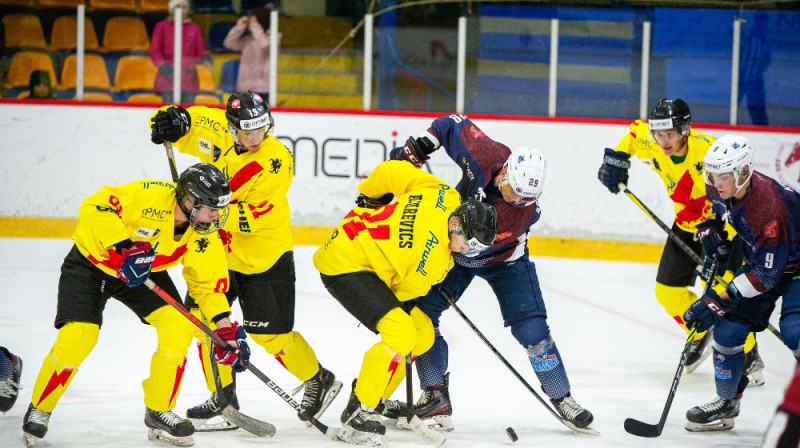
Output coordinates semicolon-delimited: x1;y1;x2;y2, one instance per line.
683;135;800;432
22;164;251;447
313;160;497;446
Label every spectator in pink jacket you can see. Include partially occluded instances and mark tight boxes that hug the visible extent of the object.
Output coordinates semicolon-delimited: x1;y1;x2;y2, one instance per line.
223;5;282;101
149;0;210;103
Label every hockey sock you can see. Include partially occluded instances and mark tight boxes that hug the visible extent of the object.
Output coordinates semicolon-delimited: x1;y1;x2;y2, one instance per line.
416;328;448;389
0;347;11;379
527;336;571;400
713;345;746;399
251;332;320;382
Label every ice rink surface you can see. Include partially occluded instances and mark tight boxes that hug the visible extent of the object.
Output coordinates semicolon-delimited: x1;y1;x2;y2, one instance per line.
0;238;794;447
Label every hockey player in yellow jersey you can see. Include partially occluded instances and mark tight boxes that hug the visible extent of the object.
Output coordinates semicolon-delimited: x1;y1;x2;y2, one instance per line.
149;90;341;430
597;98;764;386
22;164;251;447
314;160;497;445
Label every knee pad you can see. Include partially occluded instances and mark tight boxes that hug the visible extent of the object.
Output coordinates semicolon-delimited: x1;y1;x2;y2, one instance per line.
410;306;434;355
146;306;195;361
251;332;291;354
780;313;800;353
510;317;550;349
375;307;417;355
655;282;697;326
53;322;100;368
712;320;750;350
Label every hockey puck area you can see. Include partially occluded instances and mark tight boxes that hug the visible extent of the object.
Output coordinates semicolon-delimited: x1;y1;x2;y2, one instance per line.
506;426;519;442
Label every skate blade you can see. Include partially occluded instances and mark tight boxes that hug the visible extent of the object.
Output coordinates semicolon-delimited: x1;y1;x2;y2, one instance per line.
337;425;383;446
685;418;735;432
562;420;601;435
147;428;194;446
190;416;239;432
746;371;765;388
303;379;343;428
22;433;38;447
397;415;454;432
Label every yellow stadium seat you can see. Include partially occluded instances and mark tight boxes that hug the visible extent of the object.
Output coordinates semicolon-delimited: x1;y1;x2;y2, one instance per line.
3;14;47;49
17;91;30;99
77;92;114;102
101;16;150;52
2;0;35;7
128;93;163;103
139;0;169;13
89;0;136;11
194;93;221;105
7;51;58;89
114;55;157;91
39;0;85;8
61;54;111;90
196;64;217;93
50;16;100;51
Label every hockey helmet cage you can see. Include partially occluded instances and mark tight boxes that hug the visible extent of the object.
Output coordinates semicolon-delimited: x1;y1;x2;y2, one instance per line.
176;163;232;235
450;198;498;257
703;134;755;193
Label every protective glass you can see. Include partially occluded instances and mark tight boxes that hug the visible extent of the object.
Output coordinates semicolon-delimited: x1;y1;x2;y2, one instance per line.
449;223;490;257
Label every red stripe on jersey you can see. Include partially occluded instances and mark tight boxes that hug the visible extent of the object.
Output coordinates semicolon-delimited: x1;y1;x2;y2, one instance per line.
386;353;402;384
168;358;188;408
228;162;264;193
670;171;710;226
36;368;75;407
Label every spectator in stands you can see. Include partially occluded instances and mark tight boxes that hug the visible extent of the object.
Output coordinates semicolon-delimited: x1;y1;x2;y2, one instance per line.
223;4;281;101
150;0;210;103
28;70;56;99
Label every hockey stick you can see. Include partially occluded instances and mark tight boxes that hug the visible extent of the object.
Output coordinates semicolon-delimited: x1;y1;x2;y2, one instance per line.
399;355;446;445
619;183;783;342
623;258;720;437
443;293;599;435
143;279;340;440
164;142;180;182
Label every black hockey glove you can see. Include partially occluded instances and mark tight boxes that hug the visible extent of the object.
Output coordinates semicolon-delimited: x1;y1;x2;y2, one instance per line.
150;105;191;144
356;192;394;208
597;148;631;194
696;218;731;280
389;136;437;168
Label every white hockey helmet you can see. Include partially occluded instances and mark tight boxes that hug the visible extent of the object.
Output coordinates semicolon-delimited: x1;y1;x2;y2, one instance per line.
703;134;754;194
499;146;546;206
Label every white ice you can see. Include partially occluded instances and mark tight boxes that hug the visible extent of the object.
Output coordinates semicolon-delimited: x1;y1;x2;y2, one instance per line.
0;238;793;447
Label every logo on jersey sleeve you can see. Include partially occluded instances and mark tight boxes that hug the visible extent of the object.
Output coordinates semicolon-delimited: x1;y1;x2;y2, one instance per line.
198;137;212;155
764;220;779;239
195;237;209;253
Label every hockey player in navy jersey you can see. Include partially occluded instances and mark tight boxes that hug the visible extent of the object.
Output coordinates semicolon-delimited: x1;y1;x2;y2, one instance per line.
387;114;594;431
683;134;800;432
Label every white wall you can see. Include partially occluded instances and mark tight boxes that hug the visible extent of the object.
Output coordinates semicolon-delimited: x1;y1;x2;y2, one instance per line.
3;103;798;242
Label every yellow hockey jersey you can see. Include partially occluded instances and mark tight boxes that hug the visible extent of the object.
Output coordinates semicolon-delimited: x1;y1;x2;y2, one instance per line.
73;179;231;319
152;106;294;274
614;120;716;232
314;161;460;302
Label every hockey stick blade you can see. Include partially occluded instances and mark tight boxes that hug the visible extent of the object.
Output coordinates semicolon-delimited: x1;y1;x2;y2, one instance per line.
404;415;447;445
624;418;662;438
222;405;276;437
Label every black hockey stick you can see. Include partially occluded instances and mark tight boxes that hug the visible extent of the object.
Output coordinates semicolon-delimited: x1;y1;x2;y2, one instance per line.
443;293;599;435
624;258;719;437
401;355;446;445
164;142;180;183
143;279;340;440
619;183;783;342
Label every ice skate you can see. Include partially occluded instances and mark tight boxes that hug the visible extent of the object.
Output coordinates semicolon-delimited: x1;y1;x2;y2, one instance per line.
186;382;239;432
552;393;594;429
684;328;713;373
145;407;195;446
398;372;453;432
22;404;50;447
685;395;740;432
295;365;342;425
744;342;765;388
0;347;22;413
337;380;385;446
375;397;407;422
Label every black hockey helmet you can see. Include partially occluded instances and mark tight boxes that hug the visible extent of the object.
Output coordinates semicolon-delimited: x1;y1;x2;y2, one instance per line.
450;198;498;256
648;98;691;138
225;90;274;144
176;163;232;235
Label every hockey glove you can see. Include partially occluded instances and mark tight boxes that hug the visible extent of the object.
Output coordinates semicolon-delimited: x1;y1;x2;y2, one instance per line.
356;192;394;209
150;105;191;144
214;322;251;373
113;241;156;288
389;136;437;168
696;219;731;279
597;148;631;194
683;287;741;333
